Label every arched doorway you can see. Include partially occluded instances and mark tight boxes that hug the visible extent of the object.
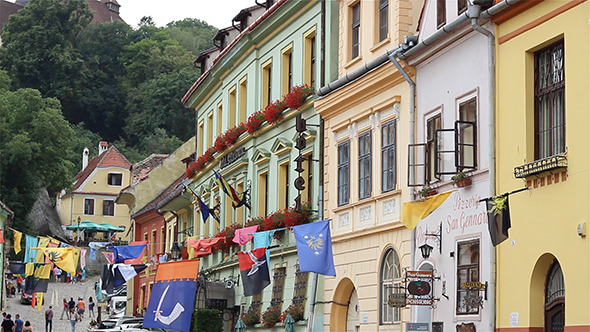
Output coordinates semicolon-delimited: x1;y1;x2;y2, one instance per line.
545;261;565;332
330;278;355;332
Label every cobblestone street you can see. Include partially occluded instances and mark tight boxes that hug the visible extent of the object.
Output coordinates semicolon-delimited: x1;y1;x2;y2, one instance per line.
3;275;101;332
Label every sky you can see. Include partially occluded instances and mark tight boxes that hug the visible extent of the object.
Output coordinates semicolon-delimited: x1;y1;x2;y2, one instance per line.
118;0;250;29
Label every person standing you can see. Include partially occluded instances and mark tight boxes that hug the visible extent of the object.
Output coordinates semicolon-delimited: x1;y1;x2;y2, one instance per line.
76;298;85;320
88;297;95;318
14;314;23;332
44;306;53;332
68;309;77;332
16;276;23;294
1;314;14;332
60;299;69;320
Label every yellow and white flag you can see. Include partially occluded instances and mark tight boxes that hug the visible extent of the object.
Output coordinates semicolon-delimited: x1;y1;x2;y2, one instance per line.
40;247;80;275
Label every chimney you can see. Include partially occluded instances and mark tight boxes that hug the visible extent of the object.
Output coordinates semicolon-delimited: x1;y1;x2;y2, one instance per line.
82;147;89;170
98;141;108;155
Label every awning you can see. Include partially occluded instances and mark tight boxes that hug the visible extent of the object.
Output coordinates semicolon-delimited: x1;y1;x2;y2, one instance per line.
400;191;453;230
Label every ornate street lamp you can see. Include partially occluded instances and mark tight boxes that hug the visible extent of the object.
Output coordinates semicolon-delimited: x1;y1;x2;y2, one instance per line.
419;243;434;259
170;242;181;260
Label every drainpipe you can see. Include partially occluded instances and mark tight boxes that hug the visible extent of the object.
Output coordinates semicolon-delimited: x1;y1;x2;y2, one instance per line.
388;45;417;271
469;4;497;332
306;118;325;332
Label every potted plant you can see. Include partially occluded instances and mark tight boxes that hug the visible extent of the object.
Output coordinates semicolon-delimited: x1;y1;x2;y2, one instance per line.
451;171;472;187
418;186;437;198
241;308;260;327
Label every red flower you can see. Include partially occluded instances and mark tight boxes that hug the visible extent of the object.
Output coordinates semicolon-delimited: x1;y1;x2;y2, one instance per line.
283;84;315;110
246;111;265;133
263;100;287;124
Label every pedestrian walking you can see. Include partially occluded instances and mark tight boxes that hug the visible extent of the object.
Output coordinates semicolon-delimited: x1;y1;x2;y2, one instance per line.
14;314;23;332
44;306;53;332
88;297;95;318
22;321;33;332
1;314;14;332
60;299;69;320
68;297;75;312
16;276;23;294
68;309;78;332
77;297;85;319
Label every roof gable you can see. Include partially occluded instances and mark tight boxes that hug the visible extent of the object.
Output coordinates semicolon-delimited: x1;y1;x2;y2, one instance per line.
74;146;132;190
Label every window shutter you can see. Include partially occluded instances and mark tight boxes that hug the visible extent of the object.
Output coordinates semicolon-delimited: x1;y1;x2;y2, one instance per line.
435;128;456;176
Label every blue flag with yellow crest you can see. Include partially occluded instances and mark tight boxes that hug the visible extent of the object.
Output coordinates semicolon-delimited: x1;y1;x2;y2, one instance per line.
293;219;336;276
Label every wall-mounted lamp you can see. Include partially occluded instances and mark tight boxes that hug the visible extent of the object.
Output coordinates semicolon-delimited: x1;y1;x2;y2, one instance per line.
420;223;443;259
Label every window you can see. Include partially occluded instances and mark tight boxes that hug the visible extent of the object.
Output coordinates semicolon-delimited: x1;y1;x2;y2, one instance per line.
426;114;441;182
151;230;157;257
258;171;268;216
456;239;480;315
437;0;446;28
84;198;95;215
304;28;316;88
458;0;467;14
270;266;287;308
103;200;114;216
217;101;223;136
262;60;272;108
207;112;214;147
337;141;350;206
236;182;244;225
281;45;293;96
292;264;309;309
378;0;388;42
198;121;204;156
239;77;247;124
160;227;165;253
359;131;372;200
380;248;401;324
229;86;236;129
108;173;122;186
458;98;477;170
382;120;396;192
278;161;290;209
535;41;565;159
351;2;361;59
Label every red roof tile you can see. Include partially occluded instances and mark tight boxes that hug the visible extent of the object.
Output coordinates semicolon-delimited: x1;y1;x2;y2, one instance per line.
73;145;132;190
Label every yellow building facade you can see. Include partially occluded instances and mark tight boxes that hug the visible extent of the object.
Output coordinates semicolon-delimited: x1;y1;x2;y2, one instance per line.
315;1;420;330
56;142;133;240
495;1;590;331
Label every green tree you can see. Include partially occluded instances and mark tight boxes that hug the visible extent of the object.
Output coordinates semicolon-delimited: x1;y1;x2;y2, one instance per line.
121;30;195;89
0;0;93;121
165;18;217;56
124;67;199;145
0;88;74;229
74;21;133;140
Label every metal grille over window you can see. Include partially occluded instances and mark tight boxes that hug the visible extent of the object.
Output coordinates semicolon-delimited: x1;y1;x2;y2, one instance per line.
270;267;287;308
292;264;309;308
546;262;564;303
535;41;565;159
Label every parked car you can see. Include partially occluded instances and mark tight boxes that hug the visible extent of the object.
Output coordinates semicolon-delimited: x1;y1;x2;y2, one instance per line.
20;292;32;305
87;316;144;331
106;286;127;301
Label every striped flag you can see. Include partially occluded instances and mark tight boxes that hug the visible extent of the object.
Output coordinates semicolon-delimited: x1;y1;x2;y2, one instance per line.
214;170;249;209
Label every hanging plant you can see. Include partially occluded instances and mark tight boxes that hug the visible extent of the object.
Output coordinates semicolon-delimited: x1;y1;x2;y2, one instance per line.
489;195;507;216
241;308;260;327
280;304;304;323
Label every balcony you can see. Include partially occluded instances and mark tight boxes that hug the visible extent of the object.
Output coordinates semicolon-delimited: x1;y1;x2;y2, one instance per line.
513;154;567;178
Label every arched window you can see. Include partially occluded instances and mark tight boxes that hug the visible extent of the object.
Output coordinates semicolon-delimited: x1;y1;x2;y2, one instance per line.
380;247;401;324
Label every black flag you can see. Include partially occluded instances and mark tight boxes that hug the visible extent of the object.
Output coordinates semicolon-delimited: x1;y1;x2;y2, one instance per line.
486;196;511;246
